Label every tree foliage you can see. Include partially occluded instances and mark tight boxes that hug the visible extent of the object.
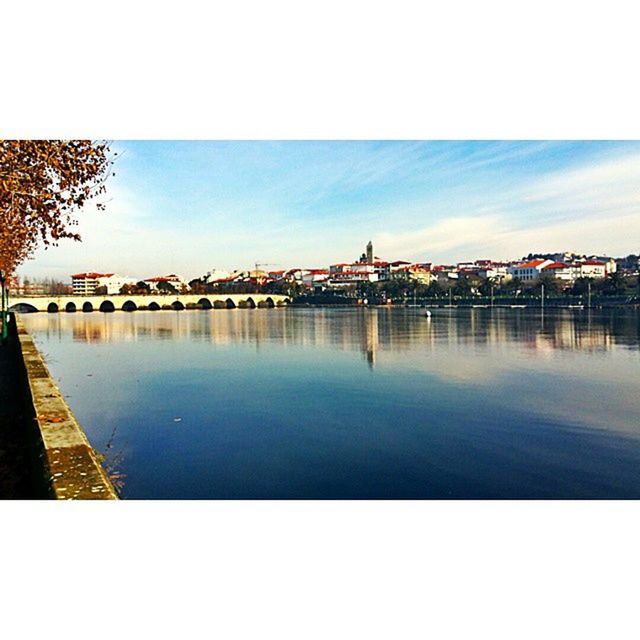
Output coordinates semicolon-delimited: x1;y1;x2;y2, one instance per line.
0;140;113;274
156;280;177;294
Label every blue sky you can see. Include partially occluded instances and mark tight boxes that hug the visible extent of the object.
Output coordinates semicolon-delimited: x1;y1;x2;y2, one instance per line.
22;141;640;281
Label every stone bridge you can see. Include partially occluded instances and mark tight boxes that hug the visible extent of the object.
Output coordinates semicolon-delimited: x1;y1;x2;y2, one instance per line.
9;293;290;313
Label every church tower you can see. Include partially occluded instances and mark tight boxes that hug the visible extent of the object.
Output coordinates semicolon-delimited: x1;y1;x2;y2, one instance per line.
366;240;373;263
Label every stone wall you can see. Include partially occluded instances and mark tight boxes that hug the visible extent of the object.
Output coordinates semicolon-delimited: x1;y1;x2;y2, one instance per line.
14;315;119;500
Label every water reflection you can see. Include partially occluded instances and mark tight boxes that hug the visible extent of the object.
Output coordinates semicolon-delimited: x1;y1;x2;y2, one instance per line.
20;307;640;499
24;306;640;358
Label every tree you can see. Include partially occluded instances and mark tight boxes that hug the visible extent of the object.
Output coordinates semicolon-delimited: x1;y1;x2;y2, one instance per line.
356;281;377;299
156;280;177;294
189;278;207;294
453;275;472;296
536;273;562;294
501;276;522;293
1;140;113;275
599;271;626;295
379;279;403;298
478;277;497;296
571;277;593;296
425;280;443;297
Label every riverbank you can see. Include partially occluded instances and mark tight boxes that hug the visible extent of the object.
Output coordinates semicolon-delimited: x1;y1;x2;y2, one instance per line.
0;314;118;500
292;294;640;308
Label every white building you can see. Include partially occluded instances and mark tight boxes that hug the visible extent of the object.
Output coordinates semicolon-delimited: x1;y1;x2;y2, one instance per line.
203;269;232;283
541;262;574;282
508;259;554;282
302;269;330;288
71;272;108;295
144;274;187;292
389;260;411;273
432;266;459;283
474;260;511;281
596;257;617;274
576;260;607;279
328;263;379;287
71;273;137;295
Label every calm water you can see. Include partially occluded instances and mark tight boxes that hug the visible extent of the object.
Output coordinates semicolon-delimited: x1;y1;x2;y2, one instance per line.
21;307;640;499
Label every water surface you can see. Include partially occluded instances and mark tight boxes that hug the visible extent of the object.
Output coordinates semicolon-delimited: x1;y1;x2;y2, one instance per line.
22;307;640;499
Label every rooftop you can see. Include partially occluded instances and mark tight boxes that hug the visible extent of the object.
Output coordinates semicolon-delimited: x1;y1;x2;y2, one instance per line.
71;272;114;279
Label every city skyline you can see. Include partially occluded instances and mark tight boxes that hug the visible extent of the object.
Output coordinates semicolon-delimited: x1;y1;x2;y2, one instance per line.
19;140;640;281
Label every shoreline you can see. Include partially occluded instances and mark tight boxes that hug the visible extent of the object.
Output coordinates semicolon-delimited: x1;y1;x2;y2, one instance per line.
0;314;118;500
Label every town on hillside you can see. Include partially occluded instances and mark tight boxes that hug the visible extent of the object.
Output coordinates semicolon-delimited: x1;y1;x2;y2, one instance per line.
9;242;640;300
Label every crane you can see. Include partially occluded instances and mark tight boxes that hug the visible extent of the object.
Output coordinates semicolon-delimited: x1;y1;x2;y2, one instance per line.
253;262;277;292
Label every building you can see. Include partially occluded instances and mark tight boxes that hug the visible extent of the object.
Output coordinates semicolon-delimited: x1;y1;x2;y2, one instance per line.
144;274;187;292
203;268;233;283
389;260;411;273
391;264;435;284
509;257;608;284
302;269;330;289
366;241;373;264
576;260;607;279
576;254;616;274
71;272;115;295
355;241;375;265
328;263;379;287
544;252;615;276
473;260;511;282
6;275;23;295
541;262;574;282
100;274;138;294
508;259;554;282
432;265;459;283
71;273;139;295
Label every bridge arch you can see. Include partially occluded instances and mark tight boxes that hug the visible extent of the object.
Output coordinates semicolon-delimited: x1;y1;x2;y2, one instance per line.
258;297;275;309
122;300;137;312
171;300;185;311
82;302;93;312
99;300;115;313
47;302;59;313
225;298;236;309
148;301;160;311
198;298;212;310
10;303;38;313
65;302;77;313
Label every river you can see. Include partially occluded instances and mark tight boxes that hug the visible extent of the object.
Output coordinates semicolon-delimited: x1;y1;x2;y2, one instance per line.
21;306;640;499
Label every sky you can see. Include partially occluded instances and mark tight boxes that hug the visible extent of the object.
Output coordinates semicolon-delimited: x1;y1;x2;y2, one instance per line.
20;140;640;281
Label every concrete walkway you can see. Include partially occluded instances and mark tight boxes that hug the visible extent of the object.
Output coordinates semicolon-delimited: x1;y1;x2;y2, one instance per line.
0;330;36;498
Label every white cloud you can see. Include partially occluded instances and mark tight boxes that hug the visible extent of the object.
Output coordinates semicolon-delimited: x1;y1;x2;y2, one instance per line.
522;152;640;206
374;151;640;262
376;214;503;261
18;146;640;279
